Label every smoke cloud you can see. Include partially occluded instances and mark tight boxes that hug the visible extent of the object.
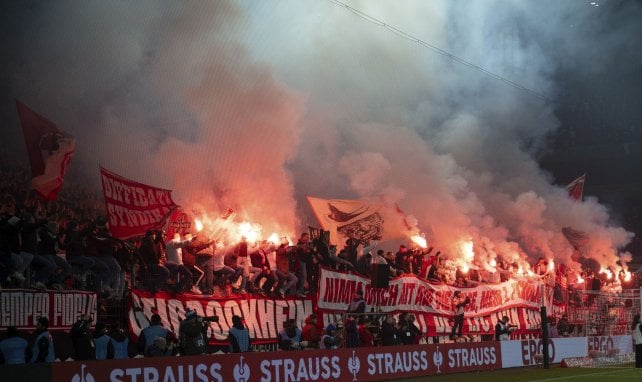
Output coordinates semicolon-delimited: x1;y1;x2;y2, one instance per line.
2;1;638;271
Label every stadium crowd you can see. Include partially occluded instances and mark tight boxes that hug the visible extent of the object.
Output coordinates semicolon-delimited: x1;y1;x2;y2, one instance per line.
1;161;641;364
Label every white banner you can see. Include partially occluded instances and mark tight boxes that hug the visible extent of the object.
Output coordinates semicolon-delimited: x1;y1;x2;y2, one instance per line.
587;335;633;354
500;337;588;367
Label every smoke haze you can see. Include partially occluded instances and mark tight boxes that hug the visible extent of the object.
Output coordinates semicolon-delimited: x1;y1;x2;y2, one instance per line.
2;0;639;270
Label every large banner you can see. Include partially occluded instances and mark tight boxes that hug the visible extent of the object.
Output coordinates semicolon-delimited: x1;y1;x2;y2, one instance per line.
0;289;97;331
51;341;502;382
306;196;413;245
318;268;549;336
129;290;315;345
100;166;178;239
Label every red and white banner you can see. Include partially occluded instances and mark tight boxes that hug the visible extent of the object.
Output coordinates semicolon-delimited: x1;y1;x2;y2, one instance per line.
129;290;316;345
306;196;413;245
500;337;588;367
16;101;76;201
0;289;97;331
52;341;501;382
318;268;549;336
100;166;177;239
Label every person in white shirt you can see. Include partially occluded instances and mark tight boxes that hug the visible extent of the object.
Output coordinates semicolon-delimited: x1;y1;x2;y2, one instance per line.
165;233;200;294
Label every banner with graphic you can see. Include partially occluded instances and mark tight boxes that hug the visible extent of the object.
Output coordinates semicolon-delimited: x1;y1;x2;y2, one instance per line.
129;290;316;345
318;267;550;336
51;341;502;382
306;196;413;245
100;166;178;239
0;289;97;331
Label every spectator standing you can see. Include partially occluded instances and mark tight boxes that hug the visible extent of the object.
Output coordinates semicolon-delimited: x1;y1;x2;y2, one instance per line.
320;324;337;349
30;317;55;363
94;323;113;360
178;309;207;355
137;314;171;355
347;290;366;314
70;315;96;360
278;319;303;350
632;313;642;368
0;327;30;364
451;291;470;340
301;314;321;349
109;323;129;359
275;241;298;297
229;315;251;353
557;314;571;337
188;235;216;295
381;315;399;346
138;230;170;292
495;316;515;341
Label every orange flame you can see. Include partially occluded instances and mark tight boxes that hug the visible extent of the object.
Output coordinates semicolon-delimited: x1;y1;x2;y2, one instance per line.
238;221;261;243
547;259;555;273
624;271;632;282
195;218;203;232
267;232;279;244
577;275;584;284
411;235;427;249
489;258;497;268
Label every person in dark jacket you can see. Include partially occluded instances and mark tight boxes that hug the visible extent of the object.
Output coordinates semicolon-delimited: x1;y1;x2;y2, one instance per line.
381;315;400;346
138;230;170;291
178;310;207;355
345;316;360;348
70;315;96;360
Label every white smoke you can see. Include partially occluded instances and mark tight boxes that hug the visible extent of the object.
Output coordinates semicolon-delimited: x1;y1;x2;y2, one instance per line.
3;1;636;270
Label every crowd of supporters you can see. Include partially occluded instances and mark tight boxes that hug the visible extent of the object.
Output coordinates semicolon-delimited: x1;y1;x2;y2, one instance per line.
2;161;642;364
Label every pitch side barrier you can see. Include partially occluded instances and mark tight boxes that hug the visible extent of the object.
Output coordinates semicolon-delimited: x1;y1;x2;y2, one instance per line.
1;335;632;381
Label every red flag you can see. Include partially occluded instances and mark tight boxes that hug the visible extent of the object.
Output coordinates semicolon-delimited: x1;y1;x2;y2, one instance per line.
100;166;177;239
566;174;586;201
16;101;76;201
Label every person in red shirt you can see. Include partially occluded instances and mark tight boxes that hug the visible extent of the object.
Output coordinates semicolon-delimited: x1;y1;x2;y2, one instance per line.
301;314;321;349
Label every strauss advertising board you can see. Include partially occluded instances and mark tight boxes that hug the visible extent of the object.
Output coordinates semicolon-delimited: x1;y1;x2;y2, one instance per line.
52;342;502;382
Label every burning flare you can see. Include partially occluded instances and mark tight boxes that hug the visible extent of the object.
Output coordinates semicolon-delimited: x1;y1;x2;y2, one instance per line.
195;218;203;232
411;235;427;249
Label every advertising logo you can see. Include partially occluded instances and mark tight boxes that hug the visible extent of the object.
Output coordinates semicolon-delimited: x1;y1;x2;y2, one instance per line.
71;364;94;382
433;346;444;373
234;356;250;382
348;350;361;381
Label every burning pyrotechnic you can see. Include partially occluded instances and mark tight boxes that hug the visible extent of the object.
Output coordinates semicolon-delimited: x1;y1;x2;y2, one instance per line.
267;232;279;244
577;275;585;284
547;259;555;273
600;267;614;280
411;235;427;249
489;258;497;268
624;271;632;282
238;221;261;243
195;218;203;232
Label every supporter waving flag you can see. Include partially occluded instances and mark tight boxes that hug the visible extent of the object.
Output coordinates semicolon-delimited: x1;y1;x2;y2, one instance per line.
16;100;76;201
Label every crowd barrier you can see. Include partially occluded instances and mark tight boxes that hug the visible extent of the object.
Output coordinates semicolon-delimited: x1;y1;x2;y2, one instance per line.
0;335;633;382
